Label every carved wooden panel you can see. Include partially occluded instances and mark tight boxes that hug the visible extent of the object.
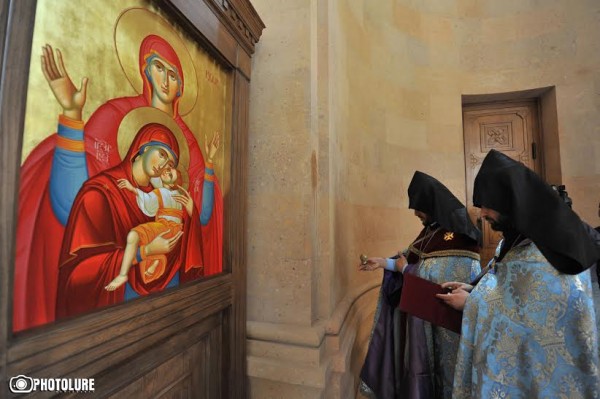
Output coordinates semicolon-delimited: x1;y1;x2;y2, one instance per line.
106;317;222;399
481;122;513;150
463;101;542;265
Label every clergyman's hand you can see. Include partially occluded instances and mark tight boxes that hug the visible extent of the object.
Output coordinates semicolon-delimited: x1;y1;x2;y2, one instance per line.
395;254;408;272
41;44;88;120
359;257;385;272
440;281;474;293
436;288;470;311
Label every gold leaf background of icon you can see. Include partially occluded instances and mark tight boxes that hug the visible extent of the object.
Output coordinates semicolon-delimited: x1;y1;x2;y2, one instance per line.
21;0;232;195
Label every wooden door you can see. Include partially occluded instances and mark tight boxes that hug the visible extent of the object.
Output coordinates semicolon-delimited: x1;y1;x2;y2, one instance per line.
463;101;543;266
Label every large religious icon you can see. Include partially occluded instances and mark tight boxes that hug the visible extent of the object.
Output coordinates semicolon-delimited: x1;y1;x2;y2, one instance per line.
14;2;232;333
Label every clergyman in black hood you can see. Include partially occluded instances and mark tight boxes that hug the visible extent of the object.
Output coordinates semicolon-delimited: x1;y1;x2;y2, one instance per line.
358;171;481;399
447;149;600;399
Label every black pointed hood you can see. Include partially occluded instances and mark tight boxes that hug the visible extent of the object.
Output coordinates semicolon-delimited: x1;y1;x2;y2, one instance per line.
408;171;481;245
474;149;600;274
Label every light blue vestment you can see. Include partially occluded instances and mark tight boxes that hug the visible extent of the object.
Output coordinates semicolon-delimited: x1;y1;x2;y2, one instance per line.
453;241;600;399
361;254;480;399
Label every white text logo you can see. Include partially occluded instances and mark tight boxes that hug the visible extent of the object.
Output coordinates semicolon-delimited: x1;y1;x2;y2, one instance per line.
9;375;95;394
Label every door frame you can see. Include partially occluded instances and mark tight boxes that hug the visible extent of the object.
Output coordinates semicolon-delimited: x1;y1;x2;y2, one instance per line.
462;87;562;185
461;91;562;266
462;99;545;179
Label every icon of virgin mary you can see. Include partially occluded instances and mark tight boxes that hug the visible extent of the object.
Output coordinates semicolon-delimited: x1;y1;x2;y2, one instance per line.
15;8;223;332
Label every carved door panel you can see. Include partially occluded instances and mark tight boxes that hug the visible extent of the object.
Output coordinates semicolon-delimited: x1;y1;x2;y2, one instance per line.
463;101;542;266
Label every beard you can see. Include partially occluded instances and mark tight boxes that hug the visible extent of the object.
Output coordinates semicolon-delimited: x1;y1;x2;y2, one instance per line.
488;214;522;251
486;214;513;233
421;217;436;227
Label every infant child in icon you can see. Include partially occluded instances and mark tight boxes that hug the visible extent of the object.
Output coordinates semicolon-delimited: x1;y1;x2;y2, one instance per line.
105;166;194;291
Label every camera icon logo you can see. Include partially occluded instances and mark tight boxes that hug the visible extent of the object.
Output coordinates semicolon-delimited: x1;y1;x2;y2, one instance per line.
9;375;34;394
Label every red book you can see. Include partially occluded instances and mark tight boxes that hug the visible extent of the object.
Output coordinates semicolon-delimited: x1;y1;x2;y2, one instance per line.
398;272;463;334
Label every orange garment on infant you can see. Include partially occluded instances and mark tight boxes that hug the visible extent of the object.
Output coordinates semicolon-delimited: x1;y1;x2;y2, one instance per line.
133;208;184;283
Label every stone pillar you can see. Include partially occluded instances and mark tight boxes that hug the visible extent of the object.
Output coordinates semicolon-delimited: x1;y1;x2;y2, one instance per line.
247;1;385;397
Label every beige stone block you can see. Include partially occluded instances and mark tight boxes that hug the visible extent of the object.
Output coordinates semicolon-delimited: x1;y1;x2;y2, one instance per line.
455;0;484;18
460;69;515;94
249;377;323;399
557;81;598;117
363;1;394;29
248;133;313;193
460;29;578;74
332;203;418;300
247;356;327;388
562;175;600;224
574;14;600;60
246;232;314;325
247;193;310;255
559;137;598;179
413;67;461;93
426;123;464;154
247;339;323;368
482;0;559;17
392;2;422;37
429;94;462;124
480;9;565;43
411;0;457;15
344;0;364;29
422;14;455;45
246;265;313;324
385;116;428;150
406;36;430;67
400;89;431;121
556;83;600;178
344;204;406;244
377;51;423;90
426;43;461;69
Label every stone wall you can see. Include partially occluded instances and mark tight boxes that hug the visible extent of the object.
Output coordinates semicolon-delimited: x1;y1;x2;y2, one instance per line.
247;1;600;397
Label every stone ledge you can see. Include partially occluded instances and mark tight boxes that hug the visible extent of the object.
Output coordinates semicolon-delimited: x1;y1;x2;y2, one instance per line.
246;279;381;348
247;355;329;388
247;320;326;348
248;377;324;399
246;282;381;398
247;339;324;367
325;280;381;335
